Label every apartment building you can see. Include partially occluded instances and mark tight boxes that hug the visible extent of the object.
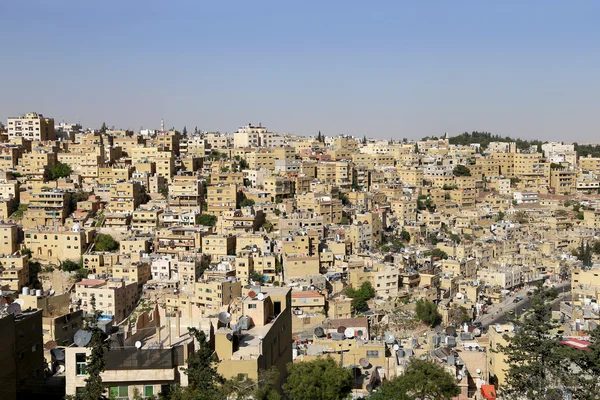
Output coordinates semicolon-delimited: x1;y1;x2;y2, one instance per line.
194;276;241;311
23;190;71;229
0;224;20;255
131;209;162;233
216;287;292;384
7;112;55;141
0;309;45;400
75;278;138;323
0;255;30;291
168;176;203;209
349;263;399;298
207;183;238;215
108;181;145;212
201;235;236;259
296;192;343;224
23;228;90;264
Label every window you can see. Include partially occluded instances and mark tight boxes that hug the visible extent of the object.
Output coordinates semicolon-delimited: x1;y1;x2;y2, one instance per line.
144;386;154;398
109;386;128;399
248;304;257;309
76;353;87;375
366;350;379;357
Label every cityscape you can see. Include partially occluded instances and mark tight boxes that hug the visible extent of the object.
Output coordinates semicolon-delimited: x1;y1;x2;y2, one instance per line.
2;2;600;400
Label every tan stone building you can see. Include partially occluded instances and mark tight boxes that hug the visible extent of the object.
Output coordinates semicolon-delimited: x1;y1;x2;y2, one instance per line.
7;112;55;141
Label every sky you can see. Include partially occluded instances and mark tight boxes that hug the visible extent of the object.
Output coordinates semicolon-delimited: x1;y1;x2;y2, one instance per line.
1;1;599;142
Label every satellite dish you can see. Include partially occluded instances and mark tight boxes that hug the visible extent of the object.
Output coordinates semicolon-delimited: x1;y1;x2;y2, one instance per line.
366;384;373;393
314;327;325;337
49;289;55;296
359;357;370;368
248;290;257;299
14;298;25;308
135;341;142;349
45;340;57;350
393;344;400;351
344;327;355;338
7;303;21;315
226;333;234;341
232;323;242;334
218;312;232;325
56;365;66;374
384;332;395;344
74;330;92;347
337;326;347;334
357;330;364;337
476;368;481;375
257;293;265;301
445;326;457;337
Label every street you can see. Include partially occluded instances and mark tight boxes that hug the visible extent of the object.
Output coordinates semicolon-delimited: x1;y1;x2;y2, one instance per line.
475;281;571;328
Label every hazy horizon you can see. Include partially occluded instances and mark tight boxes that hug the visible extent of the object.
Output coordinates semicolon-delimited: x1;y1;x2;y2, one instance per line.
2;1;599;142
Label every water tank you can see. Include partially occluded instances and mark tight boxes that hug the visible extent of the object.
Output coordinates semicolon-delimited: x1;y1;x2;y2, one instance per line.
397;348;405;358
432;335;441;347
22;287;30;296
36;289;42;297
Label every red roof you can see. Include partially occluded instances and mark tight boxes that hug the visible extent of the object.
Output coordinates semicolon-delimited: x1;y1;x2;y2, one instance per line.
561;338;591;351
481;384;497;400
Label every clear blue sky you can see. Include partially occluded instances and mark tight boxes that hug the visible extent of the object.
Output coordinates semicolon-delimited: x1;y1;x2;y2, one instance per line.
1;1;599;141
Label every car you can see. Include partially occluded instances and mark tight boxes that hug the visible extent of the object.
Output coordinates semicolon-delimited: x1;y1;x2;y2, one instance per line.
473;321;482;328
508;310;515;315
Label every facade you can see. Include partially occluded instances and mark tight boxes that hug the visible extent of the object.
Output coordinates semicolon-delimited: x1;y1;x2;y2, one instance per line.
7;112;55;141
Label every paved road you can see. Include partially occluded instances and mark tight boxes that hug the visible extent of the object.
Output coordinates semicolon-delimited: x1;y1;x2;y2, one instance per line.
476;281;570;328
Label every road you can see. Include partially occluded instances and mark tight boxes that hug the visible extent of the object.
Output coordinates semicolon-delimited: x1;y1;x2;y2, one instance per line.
475;281;570;329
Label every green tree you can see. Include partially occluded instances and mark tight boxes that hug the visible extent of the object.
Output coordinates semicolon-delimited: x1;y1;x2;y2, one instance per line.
263;220;274;233
240;198;255;208
400;230;411;242
182;126;187;136
222;367;281;400
99;122;108;133
50;162;72;180
452;164;471;177
370;359;460;400
415;299;439;327
449;233;461;244
62;259;80;272
496;211;505;222
498;285;577;399
196;214;218;226
427;233;438;245
283;357;352;400
179;327;226;400
362;135;367;145
250;270;264;283
338;192;349;205
158;184;169;199
346;282;375;313
94;234;119;252
79;295;110;400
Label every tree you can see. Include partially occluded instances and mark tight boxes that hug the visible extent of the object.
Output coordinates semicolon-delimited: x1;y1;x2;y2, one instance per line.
449;233;461;244
346;282;375;313
498;285;577;399
158;184;169;199
79;295;110;400
514;211;528;224
182;126;187;136
240;198;255;208
370;359;460;400
448;305;470;325
283;357;352;400
196;214;217;226
362;135;367;145
222;367;281;400
179;327;226;400
452;165;471;177
427;233;438;245
250;270;264;283
50;162;72;180
263;220;274;233
400;230;411;242
415;299;439;327
194;126;198;134
62;259;80;272
99;122;108;133
496;211;505;222
94;234;119;252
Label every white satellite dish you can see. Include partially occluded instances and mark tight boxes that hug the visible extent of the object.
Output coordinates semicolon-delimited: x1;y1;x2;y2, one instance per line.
257;293;265;301
56;365;66;374
476;368;481;375
384;332;395;344
344;327;355;338
393;344;400;351
135;341;142;349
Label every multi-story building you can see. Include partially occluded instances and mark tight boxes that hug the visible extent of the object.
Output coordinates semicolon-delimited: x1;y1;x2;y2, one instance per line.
23;227;91;264
0;224;20;255
7;112;55;141
0;309;45;400
23;190;71;229
194;276;241;312
207;183;238;215
74;278;138;323
0;255;30;291
108;181;145;212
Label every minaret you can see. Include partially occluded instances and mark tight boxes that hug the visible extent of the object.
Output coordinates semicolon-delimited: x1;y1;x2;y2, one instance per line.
161;119;165;135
